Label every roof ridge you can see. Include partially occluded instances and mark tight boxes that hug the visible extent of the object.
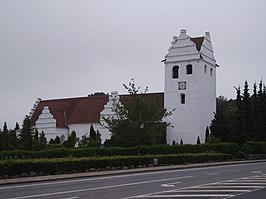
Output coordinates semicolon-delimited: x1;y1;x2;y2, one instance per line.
40;95;108;102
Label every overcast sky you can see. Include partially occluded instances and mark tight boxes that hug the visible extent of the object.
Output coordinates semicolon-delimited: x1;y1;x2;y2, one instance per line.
0;0;265;129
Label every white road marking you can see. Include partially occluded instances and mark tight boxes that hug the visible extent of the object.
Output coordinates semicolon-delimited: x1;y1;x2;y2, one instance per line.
247;177;266;180
173;189;250;192
252;170;262;173
197;185;263;189
237;179;266;182
161;181;181;187
161;184;175;187
5;176;193;199
208;172;220;175
133;194;233;198
62;197;79;199
220;182;266;185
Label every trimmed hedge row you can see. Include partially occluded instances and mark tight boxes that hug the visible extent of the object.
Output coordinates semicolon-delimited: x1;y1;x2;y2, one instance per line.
242;142;266;154
0;143;240;160
0;153;232;176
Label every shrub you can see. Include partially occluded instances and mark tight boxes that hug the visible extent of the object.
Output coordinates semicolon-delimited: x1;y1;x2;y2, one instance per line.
0;153;232;176
242;142;266;154
0;143;240;160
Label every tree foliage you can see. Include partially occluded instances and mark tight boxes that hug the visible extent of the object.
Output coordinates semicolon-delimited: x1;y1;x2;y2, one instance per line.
78;125;101;147
32;129;47;150
210;80;266;144
197;136;201;144
103;80;172;148
18;116;33;150
63;131;78;148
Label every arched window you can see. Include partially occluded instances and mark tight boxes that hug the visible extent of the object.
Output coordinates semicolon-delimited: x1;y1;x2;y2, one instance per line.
172;66;179;78
181;93;186;104
210;68;213;76
186;64;192;75
204;65;207;74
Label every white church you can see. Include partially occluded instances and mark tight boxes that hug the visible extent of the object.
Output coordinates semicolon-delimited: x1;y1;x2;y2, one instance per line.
30;29;218;144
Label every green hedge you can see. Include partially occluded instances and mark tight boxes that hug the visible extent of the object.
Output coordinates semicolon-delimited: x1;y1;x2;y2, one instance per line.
242;142;266;154
136;143;240;156
0;153;232;176
0;143;239;160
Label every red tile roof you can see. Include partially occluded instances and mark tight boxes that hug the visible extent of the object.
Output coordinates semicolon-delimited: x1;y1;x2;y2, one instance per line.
31;93;164;128
190;37;204;51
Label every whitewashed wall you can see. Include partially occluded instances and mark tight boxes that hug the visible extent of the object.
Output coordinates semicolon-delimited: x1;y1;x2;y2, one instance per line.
68;123;101;139
164;30;216;144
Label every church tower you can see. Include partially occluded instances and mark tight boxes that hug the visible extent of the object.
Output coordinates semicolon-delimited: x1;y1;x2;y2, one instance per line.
164;29;217;144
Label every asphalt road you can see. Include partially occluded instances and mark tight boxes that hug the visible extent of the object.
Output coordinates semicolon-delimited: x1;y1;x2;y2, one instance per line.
0;162;265;199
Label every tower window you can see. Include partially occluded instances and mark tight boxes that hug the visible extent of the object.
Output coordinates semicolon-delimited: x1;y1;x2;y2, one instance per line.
181;93;186;104
204;65;207;74
172;66;179;78
210;68;213;76
186;64;192;75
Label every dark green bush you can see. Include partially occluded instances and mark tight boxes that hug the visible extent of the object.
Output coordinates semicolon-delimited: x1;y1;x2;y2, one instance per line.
0;143;240;160
242;142;266;154
0;153;232;176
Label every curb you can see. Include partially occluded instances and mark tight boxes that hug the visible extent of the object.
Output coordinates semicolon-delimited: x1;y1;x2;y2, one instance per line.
0;159;265;186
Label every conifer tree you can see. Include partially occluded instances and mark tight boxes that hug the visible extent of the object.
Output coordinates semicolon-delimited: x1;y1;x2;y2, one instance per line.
63;131;78;148
3;122;8;133
242;81;252;137
197;136;201;144
49;138;55;144
235;86;243;135
89;124;96;140
0;130;2;150
180;139;183;145
210;105;228;141
39;131;47;145
262;83;266;140
14;122;20;131
96;130;101;146
252;83;263;140
2;122;9;150
32;129;39;150
258;81;266;135
18;116;33;150
54;136;60;144
9;130;17;150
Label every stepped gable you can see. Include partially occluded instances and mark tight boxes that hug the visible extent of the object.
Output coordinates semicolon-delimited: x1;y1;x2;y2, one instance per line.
31;92;164;128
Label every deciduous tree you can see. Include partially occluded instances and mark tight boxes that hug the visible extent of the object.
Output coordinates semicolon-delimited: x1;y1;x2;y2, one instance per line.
103;80;172;148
